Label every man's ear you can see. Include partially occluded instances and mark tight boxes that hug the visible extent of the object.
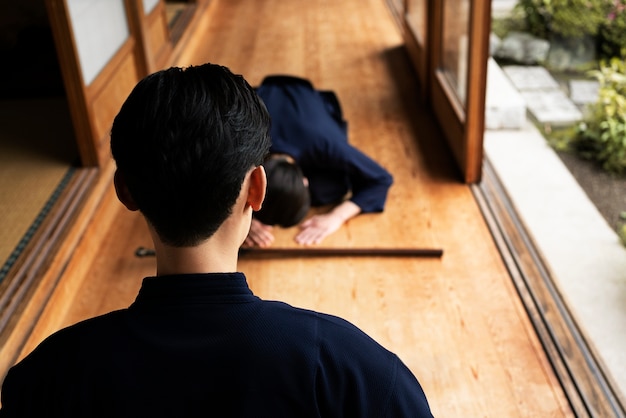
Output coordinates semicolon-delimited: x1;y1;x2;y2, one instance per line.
114;169;139;211
246;165;267;211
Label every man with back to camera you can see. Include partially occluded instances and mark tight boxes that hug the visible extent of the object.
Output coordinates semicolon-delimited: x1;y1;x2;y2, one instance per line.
0;63;433;417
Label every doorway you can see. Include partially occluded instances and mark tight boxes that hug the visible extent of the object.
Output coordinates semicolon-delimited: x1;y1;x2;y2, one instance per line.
0;1;79;284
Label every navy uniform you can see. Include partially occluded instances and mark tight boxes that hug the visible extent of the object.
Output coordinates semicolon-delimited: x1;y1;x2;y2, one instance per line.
256;76;393;212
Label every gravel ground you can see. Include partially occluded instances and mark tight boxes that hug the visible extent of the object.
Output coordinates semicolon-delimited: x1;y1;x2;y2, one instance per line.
556;150;626;232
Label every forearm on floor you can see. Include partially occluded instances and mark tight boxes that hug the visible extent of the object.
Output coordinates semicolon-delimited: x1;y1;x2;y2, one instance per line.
329;200;361;224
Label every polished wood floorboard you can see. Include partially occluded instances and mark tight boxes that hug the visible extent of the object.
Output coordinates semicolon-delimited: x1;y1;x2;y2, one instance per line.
14;0;574;416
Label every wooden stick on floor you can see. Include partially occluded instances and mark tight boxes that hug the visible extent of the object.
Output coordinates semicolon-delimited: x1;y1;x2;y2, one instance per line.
135;246;443;258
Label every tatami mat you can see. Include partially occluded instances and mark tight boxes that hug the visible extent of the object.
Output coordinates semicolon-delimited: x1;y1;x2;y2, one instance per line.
0;98;78;277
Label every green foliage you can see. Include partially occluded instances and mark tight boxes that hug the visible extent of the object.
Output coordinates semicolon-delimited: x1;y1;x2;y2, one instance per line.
618;212;626;247
573;58;626;173
545;124;579;150
617;223;626;246
516;0;611;39
516;0;626;58
599;0;626;58
492;9;528;38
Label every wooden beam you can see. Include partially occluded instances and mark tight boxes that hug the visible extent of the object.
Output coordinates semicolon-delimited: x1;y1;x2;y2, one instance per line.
135;246;443;258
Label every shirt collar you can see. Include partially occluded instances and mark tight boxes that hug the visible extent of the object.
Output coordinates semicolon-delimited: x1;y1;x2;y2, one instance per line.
130;272;256;308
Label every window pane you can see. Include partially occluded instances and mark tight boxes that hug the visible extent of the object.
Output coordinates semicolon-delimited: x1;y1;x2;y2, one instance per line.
440;0;470;105
406;0;427;45
143;0;160;14
67;0;129;85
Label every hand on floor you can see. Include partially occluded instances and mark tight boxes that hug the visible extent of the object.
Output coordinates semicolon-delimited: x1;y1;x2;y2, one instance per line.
295;213;344;245
244;219;274;248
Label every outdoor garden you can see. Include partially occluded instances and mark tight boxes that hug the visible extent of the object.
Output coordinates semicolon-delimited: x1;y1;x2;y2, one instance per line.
491;0;626;242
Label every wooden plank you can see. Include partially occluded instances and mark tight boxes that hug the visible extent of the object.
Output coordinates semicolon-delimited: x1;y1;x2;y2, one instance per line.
14;168;133;359
2;0;576;416
135;246;444;258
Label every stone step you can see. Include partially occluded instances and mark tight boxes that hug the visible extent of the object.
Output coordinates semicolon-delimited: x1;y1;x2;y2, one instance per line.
485;57;527;130
502;65;583;126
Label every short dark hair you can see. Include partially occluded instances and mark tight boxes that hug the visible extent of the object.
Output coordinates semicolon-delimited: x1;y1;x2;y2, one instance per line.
254;157;310;227
110;64;271;246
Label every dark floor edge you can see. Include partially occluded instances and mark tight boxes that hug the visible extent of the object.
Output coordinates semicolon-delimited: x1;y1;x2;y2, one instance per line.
169;4;197;46
0;168;98;343
472;157;626;417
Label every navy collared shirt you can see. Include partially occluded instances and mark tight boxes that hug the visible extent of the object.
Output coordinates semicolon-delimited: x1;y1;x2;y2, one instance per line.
0;273;434;417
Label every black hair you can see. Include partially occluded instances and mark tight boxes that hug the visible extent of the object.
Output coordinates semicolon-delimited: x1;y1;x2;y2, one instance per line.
254;156;310;227
110;63;271;246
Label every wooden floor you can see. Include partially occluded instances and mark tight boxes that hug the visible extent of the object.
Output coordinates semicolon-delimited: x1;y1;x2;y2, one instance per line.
7;0;575;416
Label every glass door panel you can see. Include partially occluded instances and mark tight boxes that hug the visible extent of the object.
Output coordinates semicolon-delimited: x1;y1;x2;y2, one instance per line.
406;0;426;45
404;0;429;95
430;0;490;182
440;0;470;106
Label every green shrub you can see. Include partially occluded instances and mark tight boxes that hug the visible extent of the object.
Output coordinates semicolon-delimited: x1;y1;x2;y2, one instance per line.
492;8;528;38
617;222;626;246
573;58;626;173
599;0;626;58
517;0;611;39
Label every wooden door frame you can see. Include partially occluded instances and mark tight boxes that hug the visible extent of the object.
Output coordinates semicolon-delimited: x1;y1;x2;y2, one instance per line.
128;0;173;73
45;0;147;167
399;0;491;183
429;0;491;183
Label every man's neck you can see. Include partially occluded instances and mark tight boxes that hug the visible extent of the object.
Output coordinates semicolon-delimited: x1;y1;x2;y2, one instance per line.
146;166;259;276
149;227;240;276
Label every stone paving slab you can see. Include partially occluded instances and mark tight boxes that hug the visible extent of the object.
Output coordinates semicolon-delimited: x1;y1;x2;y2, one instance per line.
520;90;583;125
502;65;560;90
569;79;600;105
486;58;526;130
500;65;583;125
